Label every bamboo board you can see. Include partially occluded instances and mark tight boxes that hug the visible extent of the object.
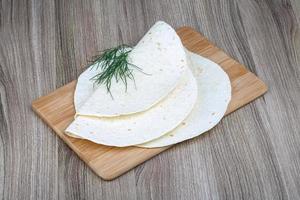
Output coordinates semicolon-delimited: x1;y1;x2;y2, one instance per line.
32;27;268;180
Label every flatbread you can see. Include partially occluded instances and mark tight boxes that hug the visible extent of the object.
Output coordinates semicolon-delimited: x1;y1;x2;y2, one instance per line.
65;68;197;147
138;50;231;148
75;21;188;117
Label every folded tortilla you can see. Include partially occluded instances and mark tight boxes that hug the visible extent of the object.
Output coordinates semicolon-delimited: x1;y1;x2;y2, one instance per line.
65;68;197;147
137;50;231;148
66;21;231;148
75;21;188;117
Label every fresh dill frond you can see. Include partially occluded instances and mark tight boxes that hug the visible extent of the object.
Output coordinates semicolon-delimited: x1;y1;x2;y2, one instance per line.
88;44;144;95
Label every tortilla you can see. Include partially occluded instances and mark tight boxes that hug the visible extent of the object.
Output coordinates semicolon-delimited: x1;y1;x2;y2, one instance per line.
65;68;197;147
138;50;231;148
75;21;188;117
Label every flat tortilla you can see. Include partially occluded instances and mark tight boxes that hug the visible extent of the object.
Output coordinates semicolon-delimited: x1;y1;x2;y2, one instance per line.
65;68;197;147
138;50;231;148
75;21;188;117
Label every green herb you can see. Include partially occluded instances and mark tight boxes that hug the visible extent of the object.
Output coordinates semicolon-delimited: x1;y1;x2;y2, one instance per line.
88;44;145;96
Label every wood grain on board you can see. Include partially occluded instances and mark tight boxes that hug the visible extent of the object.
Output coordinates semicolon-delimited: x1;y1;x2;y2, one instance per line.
32;27;267;180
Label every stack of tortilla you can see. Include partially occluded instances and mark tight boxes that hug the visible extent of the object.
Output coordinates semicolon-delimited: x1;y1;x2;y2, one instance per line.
65;21;231;148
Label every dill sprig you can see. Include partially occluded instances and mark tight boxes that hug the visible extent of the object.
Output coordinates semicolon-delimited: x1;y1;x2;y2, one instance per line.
88;44;144;95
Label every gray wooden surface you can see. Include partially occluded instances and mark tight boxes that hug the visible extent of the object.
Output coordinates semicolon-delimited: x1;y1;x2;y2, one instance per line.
0;0;300;199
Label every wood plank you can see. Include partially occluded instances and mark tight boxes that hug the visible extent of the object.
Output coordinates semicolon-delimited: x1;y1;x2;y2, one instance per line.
32;27;267;180
2;0;300;199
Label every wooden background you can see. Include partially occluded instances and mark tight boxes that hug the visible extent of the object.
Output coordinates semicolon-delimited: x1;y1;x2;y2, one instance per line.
0;0;299;199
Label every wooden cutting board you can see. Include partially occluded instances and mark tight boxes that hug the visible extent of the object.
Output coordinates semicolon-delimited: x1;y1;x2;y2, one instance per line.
32;27;267;180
